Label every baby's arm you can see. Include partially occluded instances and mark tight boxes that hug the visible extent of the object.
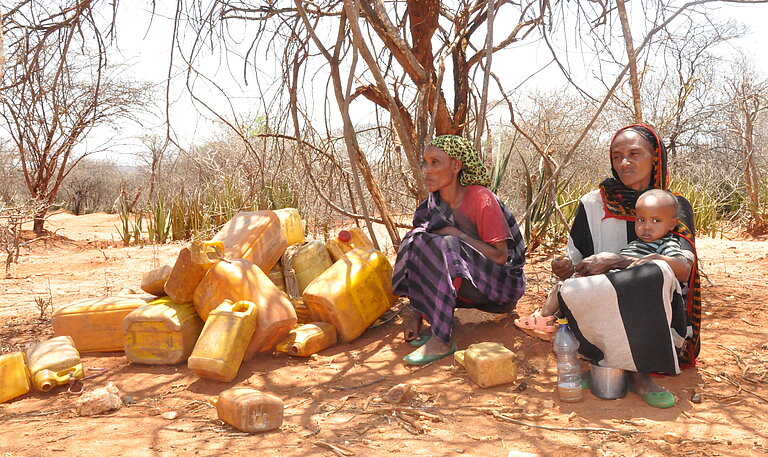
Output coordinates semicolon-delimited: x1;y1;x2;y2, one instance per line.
627;254;692;282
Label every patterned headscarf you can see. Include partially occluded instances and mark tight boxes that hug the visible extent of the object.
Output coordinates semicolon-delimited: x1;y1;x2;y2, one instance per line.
599;124;668;219
428;135;490;188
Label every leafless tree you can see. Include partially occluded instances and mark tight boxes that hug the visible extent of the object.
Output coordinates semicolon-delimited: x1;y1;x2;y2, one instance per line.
1;0;148;232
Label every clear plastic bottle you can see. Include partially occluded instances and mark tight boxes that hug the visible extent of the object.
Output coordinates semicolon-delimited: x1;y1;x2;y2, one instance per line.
553;318;583;402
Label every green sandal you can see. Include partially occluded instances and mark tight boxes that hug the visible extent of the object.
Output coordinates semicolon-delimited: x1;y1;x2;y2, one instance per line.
629;380;675;409
409;329;432;347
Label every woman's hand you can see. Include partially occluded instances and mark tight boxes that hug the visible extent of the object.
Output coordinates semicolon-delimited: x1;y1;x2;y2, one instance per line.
574;252;632;276
551;256;574;280
432;226;508;265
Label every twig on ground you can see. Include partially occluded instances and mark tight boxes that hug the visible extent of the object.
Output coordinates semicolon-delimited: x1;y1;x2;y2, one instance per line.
739;317;759;327
700;368;768;403
314;440;355;456
365;405;441;421
394;411;424;434
331;376;385;391
491;411;644;434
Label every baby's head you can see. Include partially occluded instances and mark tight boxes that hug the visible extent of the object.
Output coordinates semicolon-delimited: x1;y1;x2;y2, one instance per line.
635;189;679;243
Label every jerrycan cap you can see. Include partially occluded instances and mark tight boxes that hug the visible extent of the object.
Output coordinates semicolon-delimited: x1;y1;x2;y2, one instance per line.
556;318;568;325
337;230;352;242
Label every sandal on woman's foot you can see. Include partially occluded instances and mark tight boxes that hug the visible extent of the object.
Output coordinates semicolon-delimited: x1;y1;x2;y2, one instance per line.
629;380;676;409
409;329;432;347
403;341;458;365
514;309;557;341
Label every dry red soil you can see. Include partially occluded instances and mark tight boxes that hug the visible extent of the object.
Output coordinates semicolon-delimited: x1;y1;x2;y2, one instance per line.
1;211;767;457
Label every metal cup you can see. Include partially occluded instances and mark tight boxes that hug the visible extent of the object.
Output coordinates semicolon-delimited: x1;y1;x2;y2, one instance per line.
590;364;627;399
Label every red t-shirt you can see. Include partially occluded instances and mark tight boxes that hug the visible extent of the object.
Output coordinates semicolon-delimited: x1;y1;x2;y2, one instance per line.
453;185;511;244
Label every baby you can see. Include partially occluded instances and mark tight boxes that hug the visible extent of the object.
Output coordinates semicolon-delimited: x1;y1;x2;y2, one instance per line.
538;188;689;319
618;188;688;264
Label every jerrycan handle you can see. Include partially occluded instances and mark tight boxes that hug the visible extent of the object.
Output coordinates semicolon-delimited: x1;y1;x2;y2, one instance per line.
190;240;225;265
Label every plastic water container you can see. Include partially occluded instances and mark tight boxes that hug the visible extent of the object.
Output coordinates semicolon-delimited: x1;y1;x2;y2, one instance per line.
164;241;223;304
140;264;172;297
0;352;31;403
282;322;337;357
302;247;395;343
122;297;204;365
325;227;374;262
454;342;518;388
553;318;583;403
283;241;334;297
25;336;84;392
211;210;287;272
192;258;297;360
188;300;257;382
267;263;286;293
213;386;283;432
272;208;305;246
52;294;154;353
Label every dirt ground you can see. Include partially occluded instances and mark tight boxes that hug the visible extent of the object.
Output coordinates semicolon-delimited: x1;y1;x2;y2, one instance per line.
1;211;767;457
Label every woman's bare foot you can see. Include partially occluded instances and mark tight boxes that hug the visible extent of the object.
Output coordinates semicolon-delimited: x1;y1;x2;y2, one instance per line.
403;312;422;342
628;371;665;394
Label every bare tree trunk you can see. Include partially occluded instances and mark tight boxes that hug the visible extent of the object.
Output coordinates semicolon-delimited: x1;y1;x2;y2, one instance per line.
616;0;643;123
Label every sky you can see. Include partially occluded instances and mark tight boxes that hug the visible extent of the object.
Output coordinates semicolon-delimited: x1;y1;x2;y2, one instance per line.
83;1;768;165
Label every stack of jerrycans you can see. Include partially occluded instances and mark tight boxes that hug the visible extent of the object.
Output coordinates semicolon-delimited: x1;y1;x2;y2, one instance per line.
190;210;297;381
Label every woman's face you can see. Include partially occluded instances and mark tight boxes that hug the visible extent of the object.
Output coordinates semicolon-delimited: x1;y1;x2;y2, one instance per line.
422;146;461;192
610;130;655;191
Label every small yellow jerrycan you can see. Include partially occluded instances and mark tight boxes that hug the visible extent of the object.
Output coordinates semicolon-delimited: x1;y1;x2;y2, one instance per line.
325;227;374;262
122;297;204;365
0;352;31;403
283;322;337;357
164;241;224;303
211;211;287;272
272;208;305;246
282;241;334;297
140;264;172;297
188;300;257;382
212;386;284;432
302;247;395;343
165;240;223;304
25;336;84;392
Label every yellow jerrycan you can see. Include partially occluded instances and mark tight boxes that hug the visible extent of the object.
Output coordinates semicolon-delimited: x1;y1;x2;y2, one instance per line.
211;210;287;272
192;258;297;360
282;241;334;297
272;208;305;245
302;247;395;343
122;297;204;365
140;264;172;297
213;386;283;432
188;300;257;382
164;240;223;304
25;336;84;392
454;342;518;388
267;263;286;293
326;227;374;262
0;352;31;403
52;294;154;353
284;322;337;357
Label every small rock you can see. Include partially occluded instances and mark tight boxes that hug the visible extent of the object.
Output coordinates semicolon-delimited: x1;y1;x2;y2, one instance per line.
663;432;682;444
542;400;554;409
147;408;161;416
691;393;702;404
75;382;122;416
161;411;178;420
516;381;527;392
382;383;410;404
